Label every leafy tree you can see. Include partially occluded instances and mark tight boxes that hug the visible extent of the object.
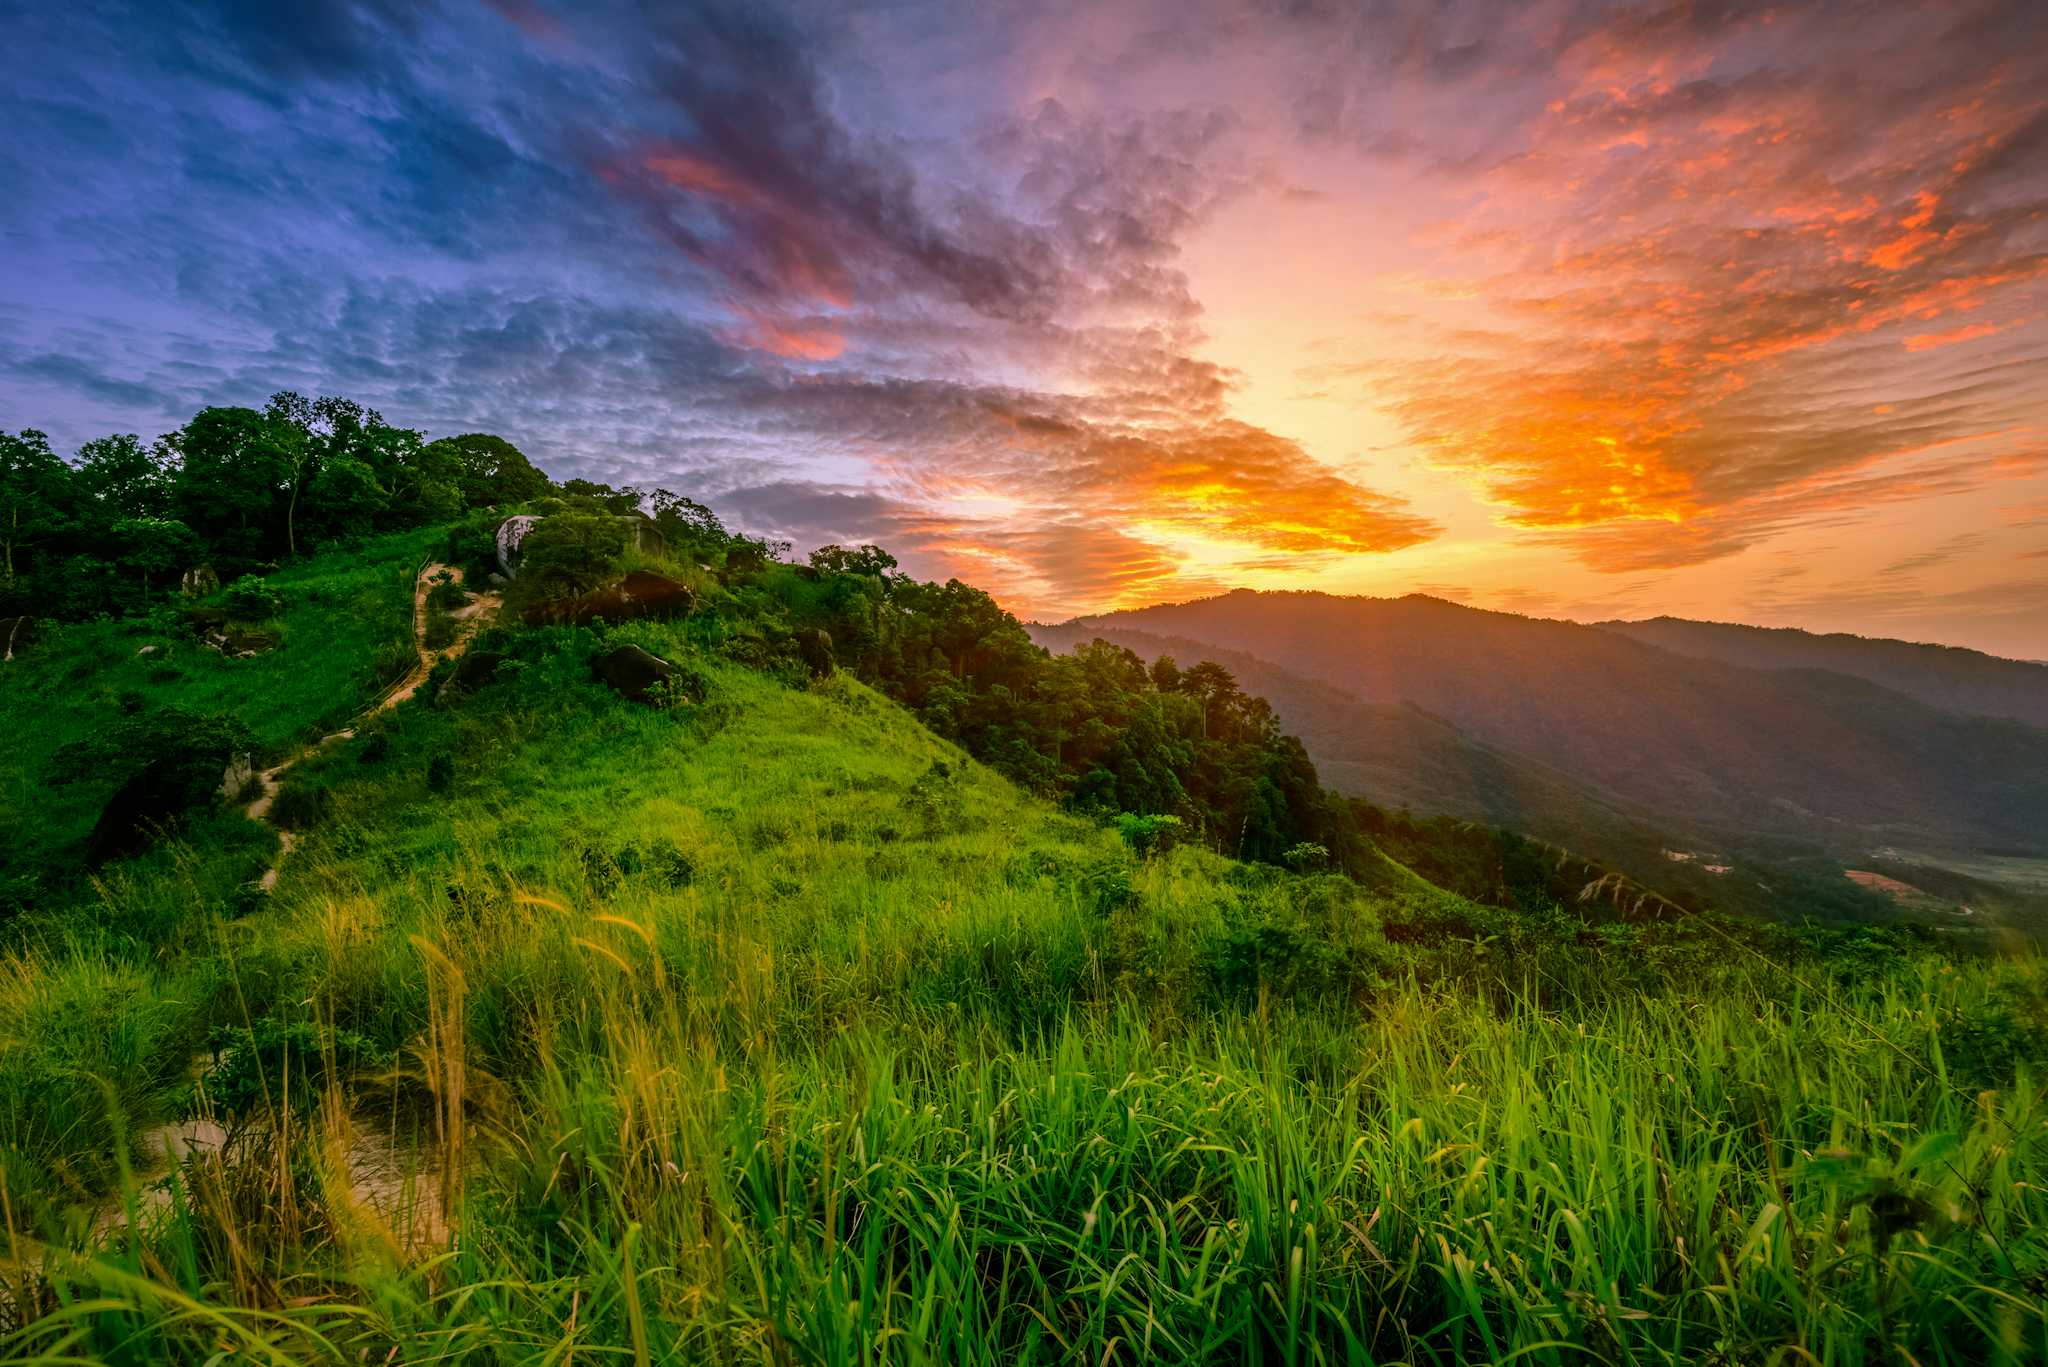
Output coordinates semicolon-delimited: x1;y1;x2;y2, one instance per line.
74;434;170;519
0;429;73;586
169;407;297;564
111;516;198;602
305;455;388;540
422;433;551;509
809;543;899;578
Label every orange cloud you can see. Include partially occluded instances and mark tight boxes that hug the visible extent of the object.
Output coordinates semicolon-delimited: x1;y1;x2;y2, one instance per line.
1333;5;2048;570
1903;321;2005;352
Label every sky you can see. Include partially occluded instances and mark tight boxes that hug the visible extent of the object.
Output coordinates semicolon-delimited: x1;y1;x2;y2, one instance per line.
3;1;2046;658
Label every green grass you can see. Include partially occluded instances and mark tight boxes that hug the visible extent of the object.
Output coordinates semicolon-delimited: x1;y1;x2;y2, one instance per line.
0;527;437;898
1;539;2044;1364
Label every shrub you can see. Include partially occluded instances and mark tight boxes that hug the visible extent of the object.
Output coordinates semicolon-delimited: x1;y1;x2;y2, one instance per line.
1115;812;1184;858
202;1017;392;1116
512;512;626;602
426;753;455;793
221;575;284;622
268;779;333;831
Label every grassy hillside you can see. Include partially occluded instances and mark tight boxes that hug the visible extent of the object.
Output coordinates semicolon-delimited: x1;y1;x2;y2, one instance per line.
1070;591;2048;862
3;533;2046;1364
1601;616;2048;729
0;527;439;914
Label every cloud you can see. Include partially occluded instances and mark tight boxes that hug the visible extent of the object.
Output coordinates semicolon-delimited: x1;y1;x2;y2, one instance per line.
4;0;2040;640
1881;532;1992;578
1296;0;2048;570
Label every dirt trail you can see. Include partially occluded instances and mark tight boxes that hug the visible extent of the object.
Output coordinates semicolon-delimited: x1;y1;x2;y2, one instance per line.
243;563;498;891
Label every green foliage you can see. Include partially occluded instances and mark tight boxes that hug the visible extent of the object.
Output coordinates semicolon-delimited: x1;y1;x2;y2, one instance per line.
2;450;2044;1366
421;432;551;509
510;510;626;602
220;574;283;622
1;392;547;624
201;1016;393;1116
1115;810;1184;857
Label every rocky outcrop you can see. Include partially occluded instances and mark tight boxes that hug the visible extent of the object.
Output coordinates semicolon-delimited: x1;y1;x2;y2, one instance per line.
523;570;697;628
1;616;37;661
90;739;235;864
592;644;678;705
218;751;255;800
201;625;280;658
495;514;540;577
181;566;220;598
794;627;835;679
435;649;507;705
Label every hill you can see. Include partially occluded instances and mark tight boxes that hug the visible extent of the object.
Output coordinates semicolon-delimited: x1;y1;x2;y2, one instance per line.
1598;616;2048;728
2;442;2043;1360
1065;591;2048;865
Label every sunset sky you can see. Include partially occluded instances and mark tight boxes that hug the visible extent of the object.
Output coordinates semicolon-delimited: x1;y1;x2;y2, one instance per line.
4;1;2045;656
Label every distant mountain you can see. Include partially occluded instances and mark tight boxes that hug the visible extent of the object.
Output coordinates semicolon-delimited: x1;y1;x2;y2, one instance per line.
1597;617;2048;728
1055;590;2048;862
1028;621;1648;839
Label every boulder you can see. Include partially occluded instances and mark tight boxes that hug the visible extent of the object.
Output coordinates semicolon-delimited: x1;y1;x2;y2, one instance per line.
218;751;255;800
495;514;541;577
623;513;667;557
0;616;37;662
793;627;835;679
523;570;697;628
435;649;507;705
181;565;220;598
89;740;233;864
202;625;279;658
137;644;163;658
592;644;677;705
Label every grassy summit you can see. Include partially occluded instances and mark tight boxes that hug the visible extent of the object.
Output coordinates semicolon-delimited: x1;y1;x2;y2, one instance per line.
1;512;2044;1364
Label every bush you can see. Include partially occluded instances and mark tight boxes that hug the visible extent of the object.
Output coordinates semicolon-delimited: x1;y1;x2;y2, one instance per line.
426;753;455;793
512;512;626;602
202;1017;392;1116
268;778;333;831
1115;812;1184;858
221;575;284;622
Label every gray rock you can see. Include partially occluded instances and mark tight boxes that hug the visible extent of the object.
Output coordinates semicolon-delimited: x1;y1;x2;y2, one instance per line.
495;514;541;577
794;627;835;679
137;644;162;658
181;565;220;598
218;751;255;800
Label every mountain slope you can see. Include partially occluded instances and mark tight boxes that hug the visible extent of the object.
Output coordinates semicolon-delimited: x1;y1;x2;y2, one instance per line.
1598;616;2048;728
1067;590;2048;860
8;526;2045;1365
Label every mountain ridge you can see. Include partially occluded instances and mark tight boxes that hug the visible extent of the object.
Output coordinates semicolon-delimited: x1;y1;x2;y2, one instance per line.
1058;588;2048;865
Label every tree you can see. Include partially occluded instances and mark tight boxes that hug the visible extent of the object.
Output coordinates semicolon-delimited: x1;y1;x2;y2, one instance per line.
74;434;170;519
422;433;551;509
809;543;899;578
170;407;296;563
305;456;388;540
0;429;73;585
111;516;198;602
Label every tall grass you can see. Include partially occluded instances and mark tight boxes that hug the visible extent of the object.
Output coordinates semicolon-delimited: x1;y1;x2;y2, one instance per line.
2;589;2042;1363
